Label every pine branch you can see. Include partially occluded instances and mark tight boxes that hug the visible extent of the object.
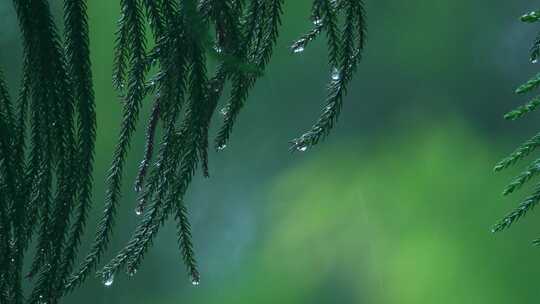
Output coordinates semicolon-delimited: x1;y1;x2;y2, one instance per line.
291;22;324;54
0;68;16;303
494;8;540;243
215;0;283;150
516;72;540;94
134;99;160;193
55;0;96;293
493;184;540;232
291;0;366;151
503;159;540;196
0;0;370;299
504;95;540;120
522;10;540;23
66;0;147;292
14;5;75;303
494;132;540;172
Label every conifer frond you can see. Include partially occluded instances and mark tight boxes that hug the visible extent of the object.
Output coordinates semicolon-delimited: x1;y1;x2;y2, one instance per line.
494;132;540;172
77;0;366;290
494;9;540;241
291;22;324;54
1;0;369;300
516;72;540;94
503;160;540;196
291;0;366;151
522;11;540;23
0;0;97;301
58;0;96;289
492;185;540;232
530;32;540;64
134;99;160;192
66;0;148;291
504;96;540;120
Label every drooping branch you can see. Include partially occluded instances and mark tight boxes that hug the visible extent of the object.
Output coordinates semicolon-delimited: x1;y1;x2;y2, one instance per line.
0;0;367;302
494;9;540;243
291;0;367;151
71;0;366;290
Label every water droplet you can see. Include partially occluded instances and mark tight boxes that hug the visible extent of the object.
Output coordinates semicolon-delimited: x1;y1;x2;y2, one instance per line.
214;46;223;54
217;144;227;151
127;268;137;277
220;107;228;115
296;145;308;152
533;58;538;64
331;68;340;81
313;18;323;26
292;46;305;53
134;184;142;193
191;278;200;286
135;205;143;216
38;295;46;304
103;273;114;287
10;258;15;263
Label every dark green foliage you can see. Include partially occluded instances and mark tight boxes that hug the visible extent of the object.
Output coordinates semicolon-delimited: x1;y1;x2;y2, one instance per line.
493;9;540;240
290;0;366;151
0;0;95;303
89;0;366;291
0;0;366;302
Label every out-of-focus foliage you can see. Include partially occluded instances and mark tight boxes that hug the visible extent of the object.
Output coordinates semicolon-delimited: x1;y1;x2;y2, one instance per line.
182;123;540;304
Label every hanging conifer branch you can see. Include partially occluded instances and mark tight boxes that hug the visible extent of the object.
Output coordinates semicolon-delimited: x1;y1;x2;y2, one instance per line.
0;0;97;302
92;0;367;288
57;0;96;290
0;0;367;302
291;0;366;151
68;0;367;292
65;0;148;292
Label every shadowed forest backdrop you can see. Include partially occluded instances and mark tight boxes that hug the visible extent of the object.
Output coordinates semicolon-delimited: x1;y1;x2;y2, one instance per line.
2;0;540;303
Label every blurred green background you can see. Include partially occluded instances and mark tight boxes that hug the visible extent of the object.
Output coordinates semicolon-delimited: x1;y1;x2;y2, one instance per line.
3;0;540;303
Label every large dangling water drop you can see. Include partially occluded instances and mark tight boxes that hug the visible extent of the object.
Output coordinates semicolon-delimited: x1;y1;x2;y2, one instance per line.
331;68;340;81
103;273;114;287
135;205;143;216
292;45;305;53
38;295;46;304
296;145;308;152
